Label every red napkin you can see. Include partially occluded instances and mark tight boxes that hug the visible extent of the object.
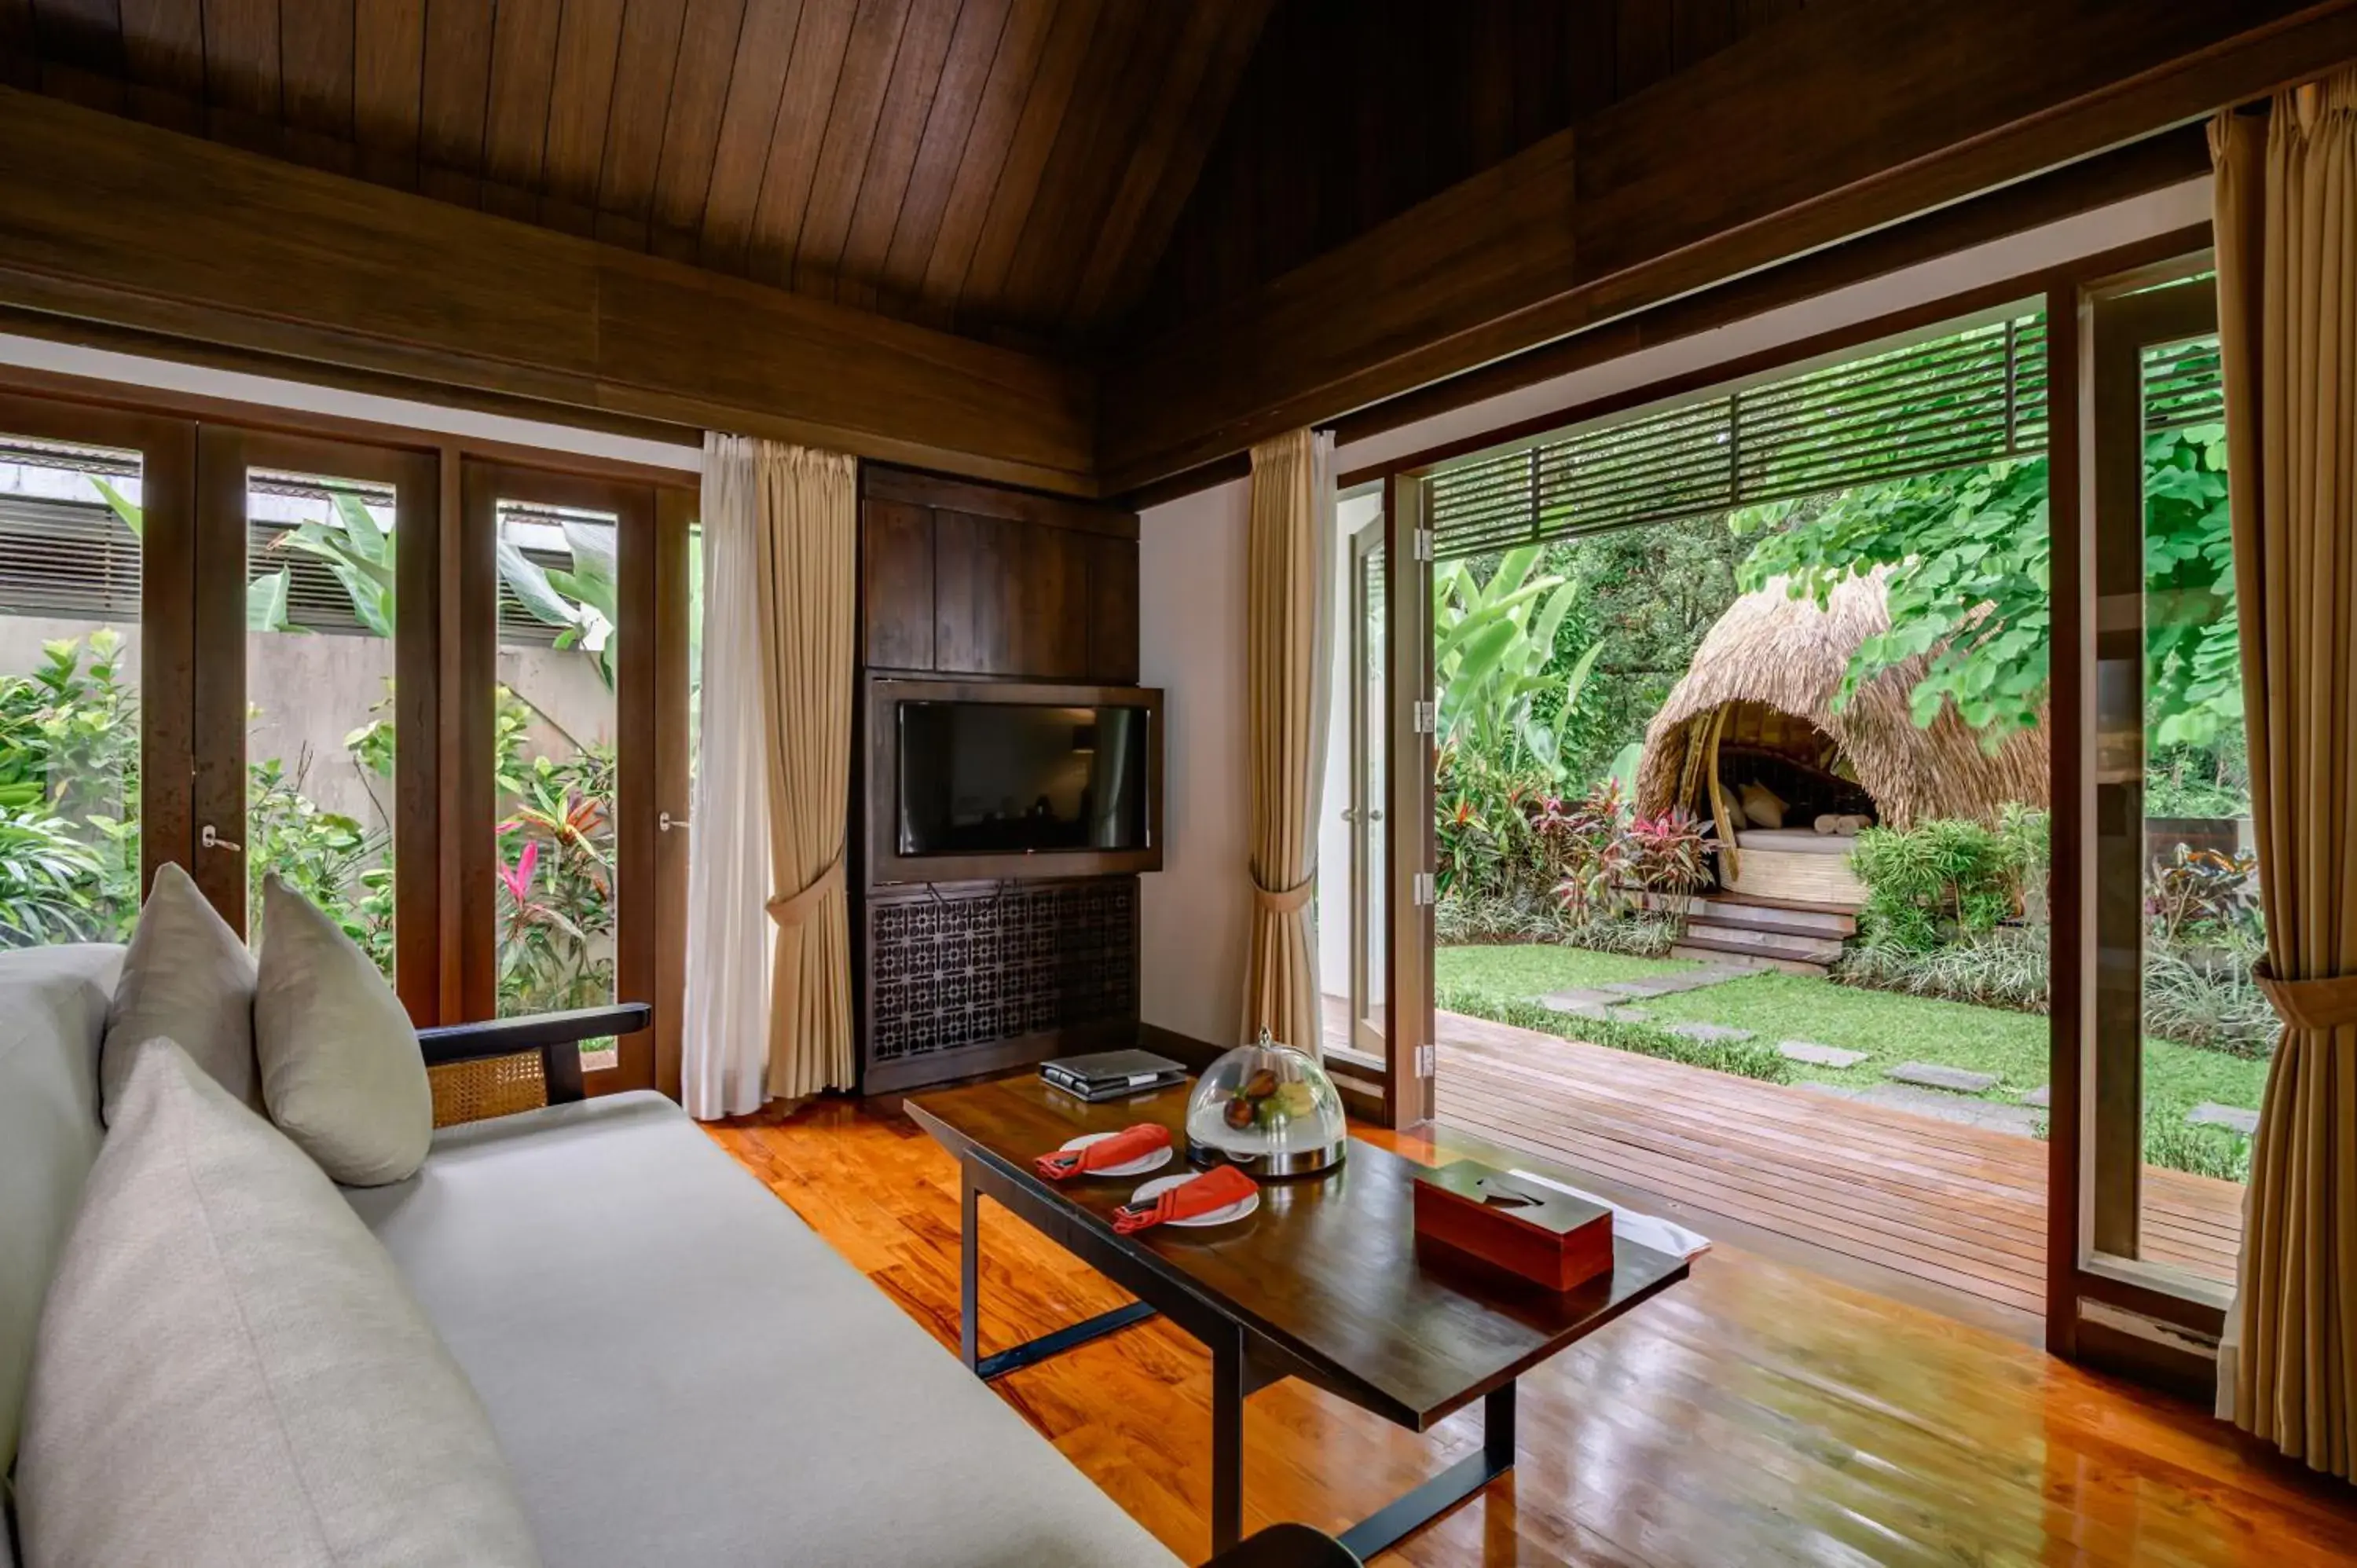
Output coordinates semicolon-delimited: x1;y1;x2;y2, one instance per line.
1113;1166;1257;1233
1034;1123;1172;1181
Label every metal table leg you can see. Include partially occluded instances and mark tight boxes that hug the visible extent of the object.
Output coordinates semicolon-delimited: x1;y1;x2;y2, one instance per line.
959;1156;1160;1383
1211;1323;1245;1558
1334;1380;1517;1562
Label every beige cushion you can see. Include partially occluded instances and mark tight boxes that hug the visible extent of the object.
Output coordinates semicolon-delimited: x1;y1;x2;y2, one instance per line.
101;861;257;1123
254;874;431;1187
1736;781;1787;830
0;944;121;1487
16;1040;541;1568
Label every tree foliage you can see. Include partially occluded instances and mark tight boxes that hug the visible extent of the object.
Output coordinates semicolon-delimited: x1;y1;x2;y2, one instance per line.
1732;423;2235;746
1432;546;1601;782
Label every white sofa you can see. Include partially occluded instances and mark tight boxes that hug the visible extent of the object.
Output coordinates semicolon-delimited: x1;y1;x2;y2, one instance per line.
2;943;1343;1568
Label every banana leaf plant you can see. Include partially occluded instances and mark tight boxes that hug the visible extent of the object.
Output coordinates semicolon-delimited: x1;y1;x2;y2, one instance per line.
497;518;619;691
1432;545;1603;782
89;474;296;632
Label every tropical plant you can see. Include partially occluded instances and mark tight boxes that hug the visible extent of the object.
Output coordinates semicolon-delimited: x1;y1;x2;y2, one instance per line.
246;749;392;969
87;477;294;632
2146;844;2259;944
498;518;621;690
1732;419;2234;746
1847;811;2045;951
268;490;394;636
1623;806;1716;899
0;808;108;946
1433;547;1602;782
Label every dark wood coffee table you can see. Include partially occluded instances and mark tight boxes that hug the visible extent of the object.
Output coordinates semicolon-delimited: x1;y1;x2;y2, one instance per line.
905;1074;1689;1563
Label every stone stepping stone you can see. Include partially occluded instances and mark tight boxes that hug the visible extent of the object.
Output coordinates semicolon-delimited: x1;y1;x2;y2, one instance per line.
2187;1102;2260;1137
1888;1062;2000;1095
1600;968;1742;999
2019;1084;2051;1108
1538;991;1623;1020
1666;1021;1755;1044
1801;1081;2042;1136
1776;1039;1867;1068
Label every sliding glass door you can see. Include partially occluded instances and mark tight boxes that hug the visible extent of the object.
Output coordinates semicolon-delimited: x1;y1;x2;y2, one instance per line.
2059;262;2247;1372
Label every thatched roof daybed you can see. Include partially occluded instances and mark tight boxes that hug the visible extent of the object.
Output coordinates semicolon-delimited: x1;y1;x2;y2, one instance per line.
1636;571;2047;904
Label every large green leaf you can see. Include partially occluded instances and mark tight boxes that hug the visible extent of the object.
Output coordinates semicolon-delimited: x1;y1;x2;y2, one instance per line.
89;478;144;539
497;540;581;629
247;569;290;632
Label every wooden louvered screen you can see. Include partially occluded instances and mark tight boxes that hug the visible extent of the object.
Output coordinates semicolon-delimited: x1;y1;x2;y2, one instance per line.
1429;308;2225;560
0;446;565;645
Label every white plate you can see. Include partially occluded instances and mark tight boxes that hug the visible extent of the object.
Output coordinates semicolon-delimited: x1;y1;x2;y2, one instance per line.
1128;1171;1259;1228
1061;1130;1172;1178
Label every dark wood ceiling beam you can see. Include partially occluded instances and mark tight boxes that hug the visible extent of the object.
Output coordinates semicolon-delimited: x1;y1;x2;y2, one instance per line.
0;86;1095;493
1100;0;2357;491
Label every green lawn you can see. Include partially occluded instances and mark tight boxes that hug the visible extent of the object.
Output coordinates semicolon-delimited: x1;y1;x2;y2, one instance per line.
1435;943;1699;994
1436;943;2270;1127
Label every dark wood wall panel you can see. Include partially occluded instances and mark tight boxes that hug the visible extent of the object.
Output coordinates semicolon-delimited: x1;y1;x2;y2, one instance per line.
863;497;937;671
869;465;1133;684
1132;0;1805;336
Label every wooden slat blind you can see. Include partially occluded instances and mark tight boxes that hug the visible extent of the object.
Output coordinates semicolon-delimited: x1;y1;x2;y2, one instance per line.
1428;310;2224;561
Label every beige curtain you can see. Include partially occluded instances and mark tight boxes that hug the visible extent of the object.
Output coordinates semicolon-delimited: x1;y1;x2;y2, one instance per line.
752;442;859;1100
1243;429;1335;1055
2212;72;2357;1480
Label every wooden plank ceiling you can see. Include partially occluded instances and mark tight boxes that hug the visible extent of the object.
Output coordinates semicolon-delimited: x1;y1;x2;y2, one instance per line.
0;0;1274;347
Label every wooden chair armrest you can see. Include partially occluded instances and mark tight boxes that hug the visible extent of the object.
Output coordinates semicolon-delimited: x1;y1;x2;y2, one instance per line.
416;1003;651;1105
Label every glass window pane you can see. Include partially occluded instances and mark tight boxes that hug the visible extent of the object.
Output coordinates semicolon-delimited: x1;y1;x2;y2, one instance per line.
494;500;619;1066
0;434;142;943
244;468;398;975
2135;333;2257;1288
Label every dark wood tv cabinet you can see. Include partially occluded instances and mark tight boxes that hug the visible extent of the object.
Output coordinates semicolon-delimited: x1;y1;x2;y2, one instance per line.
852;464;1147;1094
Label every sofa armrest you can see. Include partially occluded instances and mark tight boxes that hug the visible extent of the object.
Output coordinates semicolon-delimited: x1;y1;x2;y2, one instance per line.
416;1004;651;1106
1201;1524;1362;1568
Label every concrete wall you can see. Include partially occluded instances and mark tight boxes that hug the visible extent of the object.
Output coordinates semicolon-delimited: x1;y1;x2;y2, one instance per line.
0;614;614;833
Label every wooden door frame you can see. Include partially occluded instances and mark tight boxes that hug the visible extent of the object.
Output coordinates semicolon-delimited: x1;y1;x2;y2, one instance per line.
1346;511;1388;1070
1382;470;1436;1130
0;391;196;904
2047;259;2229;1375
458;458;687;1097
190;428;441;1009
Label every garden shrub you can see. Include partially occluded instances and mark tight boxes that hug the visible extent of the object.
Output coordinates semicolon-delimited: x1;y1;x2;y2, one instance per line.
1834;928;2051;1014
1848;808;2045;951
1436;984;1792;1084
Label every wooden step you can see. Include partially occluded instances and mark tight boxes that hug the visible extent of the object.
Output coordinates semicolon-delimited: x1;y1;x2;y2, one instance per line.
1668;942;1829;976
1689;899;1856;939
1677;923;1847;966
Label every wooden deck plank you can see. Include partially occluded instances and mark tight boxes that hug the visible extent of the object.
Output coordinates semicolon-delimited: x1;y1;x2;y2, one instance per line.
1416;1006;2248;1316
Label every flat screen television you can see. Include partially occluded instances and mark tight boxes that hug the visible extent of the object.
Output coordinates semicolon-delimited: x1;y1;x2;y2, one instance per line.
896;698;1150;856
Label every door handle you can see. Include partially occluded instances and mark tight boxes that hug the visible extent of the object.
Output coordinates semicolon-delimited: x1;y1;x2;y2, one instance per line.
200;823;241;852
659;811;691;833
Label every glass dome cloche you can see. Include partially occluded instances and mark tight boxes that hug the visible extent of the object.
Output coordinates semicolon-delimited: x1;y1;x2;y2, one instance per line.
1185;1028;1348;1178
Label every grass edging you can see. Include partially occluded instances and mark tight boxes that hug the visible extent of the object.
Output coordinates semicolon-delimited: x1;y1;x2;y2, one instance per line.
1436;985;1793;1085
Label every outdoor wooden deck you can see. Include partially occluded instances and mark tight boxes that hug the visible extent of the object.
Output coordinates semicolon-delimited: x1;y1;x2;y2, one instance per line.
1400;1008;2245;1331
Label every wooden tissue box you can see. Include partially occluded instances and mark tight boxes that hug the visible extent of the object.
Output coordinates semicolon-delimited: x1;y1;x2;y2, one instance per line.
1411;1160;1615;1291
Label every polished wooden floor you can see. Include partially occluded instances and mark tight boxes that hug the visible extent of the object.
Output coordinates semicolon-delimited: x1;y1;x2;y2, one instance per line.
709;1097;2354;1566
1428;1008;2247;1335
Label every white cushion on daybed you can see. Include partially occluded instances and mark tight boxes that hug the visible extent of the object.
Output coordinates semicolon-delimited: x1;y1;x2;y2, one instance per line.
1736;826;1857;855
343;1093;1182;1568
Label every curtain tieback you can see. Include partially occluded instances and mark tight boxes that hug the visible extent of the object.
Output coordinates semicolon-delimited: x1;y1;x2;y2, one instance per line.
1252;870;1315;915
2253;960;2357;1031
768;852;845;929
